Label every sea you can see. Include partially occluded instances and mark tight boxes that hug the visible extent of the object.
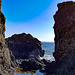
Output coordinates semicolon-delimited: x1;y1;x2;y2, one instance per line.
14;42;55;75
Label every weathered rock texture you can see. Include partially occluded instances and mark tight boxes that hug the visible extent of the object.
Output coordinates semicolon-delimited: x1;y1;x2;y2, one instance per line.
0;1;13;75
53;1;75;75
6;33;44;59
53;1;75;61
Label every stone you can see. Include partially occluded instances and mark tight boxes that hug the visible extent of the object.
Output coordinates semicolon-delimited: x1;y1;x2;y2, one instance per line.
53;1;75;75
0;53;3;57
53;1;75;61
19;57;46;71
0;64;3;71
6;33;44;59
0;0;13;75
45;1;75;75
41;59;51;65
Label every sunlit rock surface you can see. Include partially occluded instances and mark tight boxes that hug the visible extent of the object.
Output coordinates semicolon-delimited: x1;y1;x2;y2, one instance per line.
0;6;11;75
0;1;13;75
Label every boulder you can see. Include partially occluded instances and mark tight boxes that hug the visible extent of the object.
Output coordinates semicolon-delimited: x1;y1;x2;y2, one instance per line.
6;33;44;59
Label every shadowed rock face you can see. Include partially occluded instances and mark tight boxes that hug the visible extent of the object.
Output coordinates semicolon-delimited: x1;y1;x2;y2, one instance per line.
53;1;75;75
0;0;1;10
53;1;75;61
0;11;5;35
6;33;44;59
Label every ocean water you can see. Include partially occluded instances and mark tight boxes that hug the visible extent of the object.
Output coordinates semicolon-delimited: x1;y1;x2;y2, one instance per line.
41;42;55;61
14;42;55;75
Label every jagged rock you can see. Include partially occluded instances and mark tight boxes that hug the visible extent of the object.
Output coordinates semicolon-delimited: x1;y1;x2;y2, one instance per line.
45;1;75;75
41;59;51;65
19;57;46;71
53;1;75;75
53;1;75;61
6;33;44;59
0;1;13;75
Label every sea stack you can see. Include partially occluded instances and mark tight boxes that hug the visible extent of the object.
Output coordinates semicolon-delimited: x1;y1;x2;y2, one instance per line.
0;0;12;75
53;1;75;75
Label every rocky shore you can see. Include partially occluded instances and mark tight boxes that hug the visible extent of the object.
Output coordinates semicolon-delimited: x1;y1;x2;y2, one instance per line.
0;1;75;75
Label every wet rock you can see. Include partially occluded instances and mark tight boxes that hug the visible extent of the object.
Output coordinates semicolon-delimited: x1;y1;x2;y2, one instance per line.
41;59;51;65
19;57;46;71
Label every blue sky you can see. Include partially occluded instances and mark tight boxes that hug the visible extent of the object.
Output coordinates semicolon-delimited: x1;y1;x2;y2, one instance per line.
1;0;75;42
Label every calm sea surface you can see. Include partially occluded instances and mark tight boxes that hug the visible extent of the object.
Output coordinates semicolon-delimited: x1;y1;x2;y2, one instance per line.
14;42;55;75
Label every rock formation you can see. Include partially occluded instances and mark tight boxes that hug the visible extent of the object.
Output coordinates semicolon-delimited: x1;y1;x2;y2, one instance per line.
0;0;13;75
53;1;75;61
53;1;75;75
5;33;45;71
6;33;44;59
20;57;46;71
45;1;75;75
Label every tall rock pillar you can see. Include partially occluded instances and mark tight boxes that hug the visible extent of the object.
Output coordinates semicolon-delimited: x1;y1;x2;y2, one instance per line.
53;1;75;75
53;1;75;61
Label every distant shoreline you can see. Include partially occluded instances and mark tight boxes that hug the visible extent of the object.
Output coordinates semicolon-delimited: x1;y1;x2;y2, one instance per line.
41;41;55;43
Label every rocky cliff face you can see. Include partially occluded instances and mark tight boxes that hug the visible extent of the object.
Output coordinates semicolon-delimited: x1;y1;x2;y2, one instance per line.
53;1;75;61
6;33;44;59
53;1;75;75
0;1;13;75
